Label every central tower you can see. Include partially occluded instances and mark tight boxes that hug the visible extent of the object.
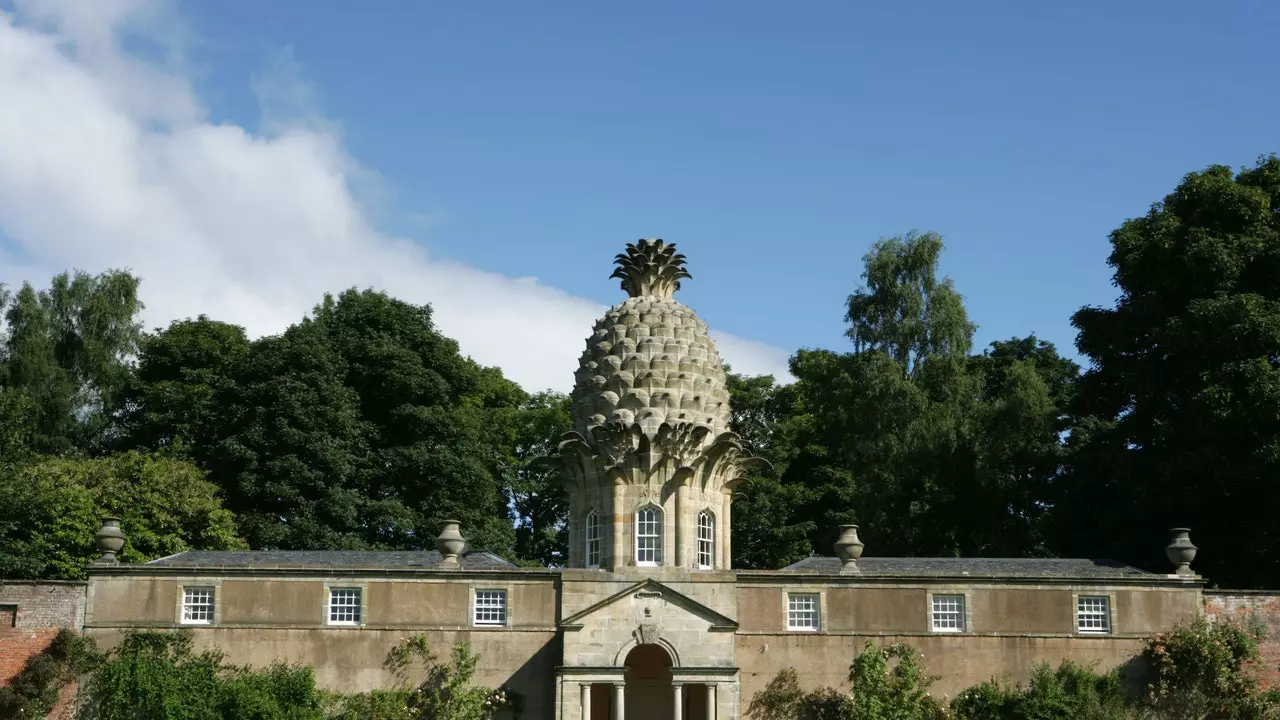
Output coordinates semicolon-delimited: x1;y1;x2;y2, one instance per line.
557;239;753;571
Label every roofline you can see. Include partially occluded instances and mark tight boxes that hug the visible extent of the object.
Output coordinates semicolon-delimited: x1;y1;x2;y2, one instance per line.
736;571;1206;588
0;579;88;586
87;565;562;580
781;556;1152;570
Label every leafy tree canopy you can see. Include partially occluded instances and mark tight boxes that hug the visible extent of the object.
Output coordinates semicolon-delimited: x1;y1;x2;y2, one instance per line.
1062;155;1280;586
504;391;572;567
731;231;1075;565
140;289;527;554
0;451;244;579
0;269;143;455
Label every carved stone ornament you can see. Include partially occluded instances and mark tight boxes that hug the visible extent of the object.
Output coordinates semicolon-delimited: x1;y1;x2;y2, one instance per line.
636;622;660;646
435;520;466;568
94;517;125;564
593;421;638;469
655;421;710;467
1165;528;1197;575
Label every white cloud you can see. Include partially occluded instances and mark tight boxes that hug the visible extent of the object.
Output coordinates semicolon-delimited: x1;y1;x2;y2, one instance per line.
0;0;790;393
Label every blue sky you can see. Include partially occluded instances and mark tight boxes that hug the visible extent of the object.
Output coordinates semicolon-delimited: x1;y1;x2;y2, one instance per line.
0;1;1276;390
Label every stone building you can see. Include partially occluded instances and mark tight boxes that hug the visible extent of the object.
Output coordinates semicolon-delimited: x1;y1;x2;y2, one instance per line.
79;239;1209;719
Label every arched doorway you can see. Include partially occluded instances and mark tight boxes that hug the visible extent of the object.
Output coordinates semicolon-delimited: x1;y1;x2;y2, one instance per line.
625;643;672;719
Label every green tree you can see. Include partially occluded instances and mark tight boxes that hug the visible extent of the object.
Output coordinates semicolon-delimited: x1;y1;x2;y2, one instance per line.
0;386;37;468
206;289;522;553
505;391;572;567
731;232;1075;563
845;231;975;375
727;371;819;570
0;451;244;579
1061;155;1280;587
117;316;251;456
0;270;143;455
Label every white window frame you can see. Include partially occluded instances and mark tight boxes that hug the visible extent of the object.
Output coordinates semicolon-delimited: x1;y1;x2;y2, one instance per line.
180;586;216;626
473;589;508;627
930;593;966;632
696;510;715;569
635;504;663;567
1076;594;1112;634
585;510;601;568
326;587;363;626
787;593;820;632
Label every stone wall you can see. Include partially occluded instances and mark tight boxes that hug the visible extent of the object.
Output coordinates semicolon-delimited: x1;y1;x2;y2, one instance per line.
0;581;86;684
737;632;1148;702
735;580;1202;701
84;573;562;716
1204;590;1280;690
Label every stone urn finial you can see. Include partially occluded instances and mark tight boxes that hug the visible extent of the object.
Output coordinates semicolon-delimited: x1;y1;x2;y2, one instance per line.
436;520;466;569
94;517;125;564
834;524;864;573
1165;528;1197;576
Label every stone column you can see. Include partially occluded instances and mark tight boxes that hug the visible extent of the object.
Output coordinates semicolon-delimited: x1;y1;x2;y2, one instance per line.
613;682;626;720
720;491;732;569
672;683;683;720
674;481;686;566
580;682;591;720
705;683;716;720
611;481;626;569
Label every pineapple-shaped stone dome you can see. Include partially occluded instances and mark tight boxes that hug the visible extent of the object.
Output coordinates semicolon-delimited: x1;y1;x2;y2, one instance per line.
571;239;731;444
558;239;755;571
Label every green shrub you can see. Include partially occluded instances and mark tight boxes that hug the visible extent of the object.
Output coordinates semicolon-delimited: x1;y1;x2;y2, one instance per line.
1140;615;1278;720
323;690;414;720
0;629;101;720
746;641;942;720
327;635;517;720
949;660;1129;720
76;630;325;720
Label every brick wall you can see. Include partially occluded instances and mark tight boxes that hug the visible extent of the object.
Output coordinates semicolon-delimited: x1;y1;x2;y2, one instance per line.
1204;590;1280;691
0;582;86;685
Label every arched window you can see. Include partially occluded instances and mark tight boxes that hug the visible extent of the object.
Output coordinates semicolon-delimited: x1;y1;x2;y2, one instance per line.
635;505;663;566
585;510;601;568
696;510;715;569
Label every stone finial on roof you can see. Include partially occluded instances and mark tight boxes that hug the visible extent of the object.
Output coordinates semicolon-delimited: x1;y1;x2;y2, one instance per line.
610;238;691;299
1165;528;1198;576
94;517;125;564
436;520;466;569
834;524;864;574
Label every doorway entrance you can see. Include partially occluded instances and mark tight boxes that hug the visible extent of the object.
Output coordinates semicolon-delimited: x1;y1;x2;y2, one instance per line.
625;644;672;719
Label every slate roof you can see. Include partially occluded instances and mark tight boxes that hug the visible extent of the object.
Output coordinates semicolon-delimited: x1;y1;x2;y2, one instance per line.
145;550;519;571
779;556;1153;579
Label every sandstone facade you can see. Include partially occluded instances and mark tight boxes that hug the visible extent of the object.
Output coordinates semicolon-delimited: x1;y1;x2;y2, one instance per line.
21;240;1244;719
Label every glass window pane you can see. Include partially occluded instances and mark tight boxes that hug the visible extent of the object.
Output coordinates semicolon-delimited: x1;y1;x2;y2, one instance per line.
787;593;819;631
1077;596;1110;633
586;511;601;568
328;588;362;625
697;511;714;569
635;506;663;566
182;587;215;625
931;594;964;632
475;590;508;626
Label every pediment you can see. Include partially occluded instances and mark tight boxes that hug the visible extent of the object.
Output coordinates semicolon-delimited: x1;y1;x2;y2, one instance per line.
559;578;738;631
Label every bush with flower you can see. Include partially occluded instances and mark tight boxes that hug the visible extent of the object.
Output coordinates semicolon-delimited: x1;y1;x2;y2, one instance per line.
1140;615;1277;719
